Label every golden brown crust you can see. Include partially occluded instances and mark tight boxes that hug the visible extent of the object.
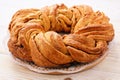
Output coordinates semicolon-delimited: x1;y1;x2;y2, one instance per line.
8;4;114;68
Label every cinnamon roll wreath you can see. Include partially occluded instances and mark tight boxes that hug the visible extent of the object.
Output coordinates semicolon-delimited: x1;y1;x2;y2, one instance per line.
8;4;114;68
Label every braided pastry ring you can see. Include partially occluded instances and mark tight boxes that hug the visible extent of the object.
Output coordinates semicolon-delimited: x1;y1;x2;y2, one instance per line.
8;4;114;68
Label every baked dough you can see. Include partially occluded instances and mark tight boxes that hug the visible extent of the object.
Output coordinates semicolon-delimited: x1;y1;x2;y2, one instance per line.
8;4;114;68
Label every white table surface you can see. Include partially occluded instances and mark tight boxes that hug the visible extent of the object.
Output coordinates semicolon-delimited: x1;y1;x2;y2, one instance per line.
0;0;120;80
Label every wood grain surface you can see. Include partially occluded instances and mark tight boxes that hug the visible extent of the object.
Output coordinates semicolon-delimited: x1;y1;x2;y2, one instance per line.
0;0;120;80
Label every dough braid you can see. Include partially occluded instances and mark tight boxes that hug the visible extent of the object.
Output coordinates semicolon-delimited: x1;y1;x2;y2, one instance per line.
8;4;114;67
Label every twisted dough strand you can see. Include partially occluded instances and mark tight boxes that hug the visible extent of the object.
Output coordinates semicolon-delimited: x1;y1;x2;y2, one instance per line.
8;4;114;67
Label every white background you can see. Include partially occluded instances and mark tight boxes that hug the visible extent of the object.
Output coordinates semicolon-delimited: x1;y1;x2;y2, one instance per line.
0;0;120;80
0;0;120;52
